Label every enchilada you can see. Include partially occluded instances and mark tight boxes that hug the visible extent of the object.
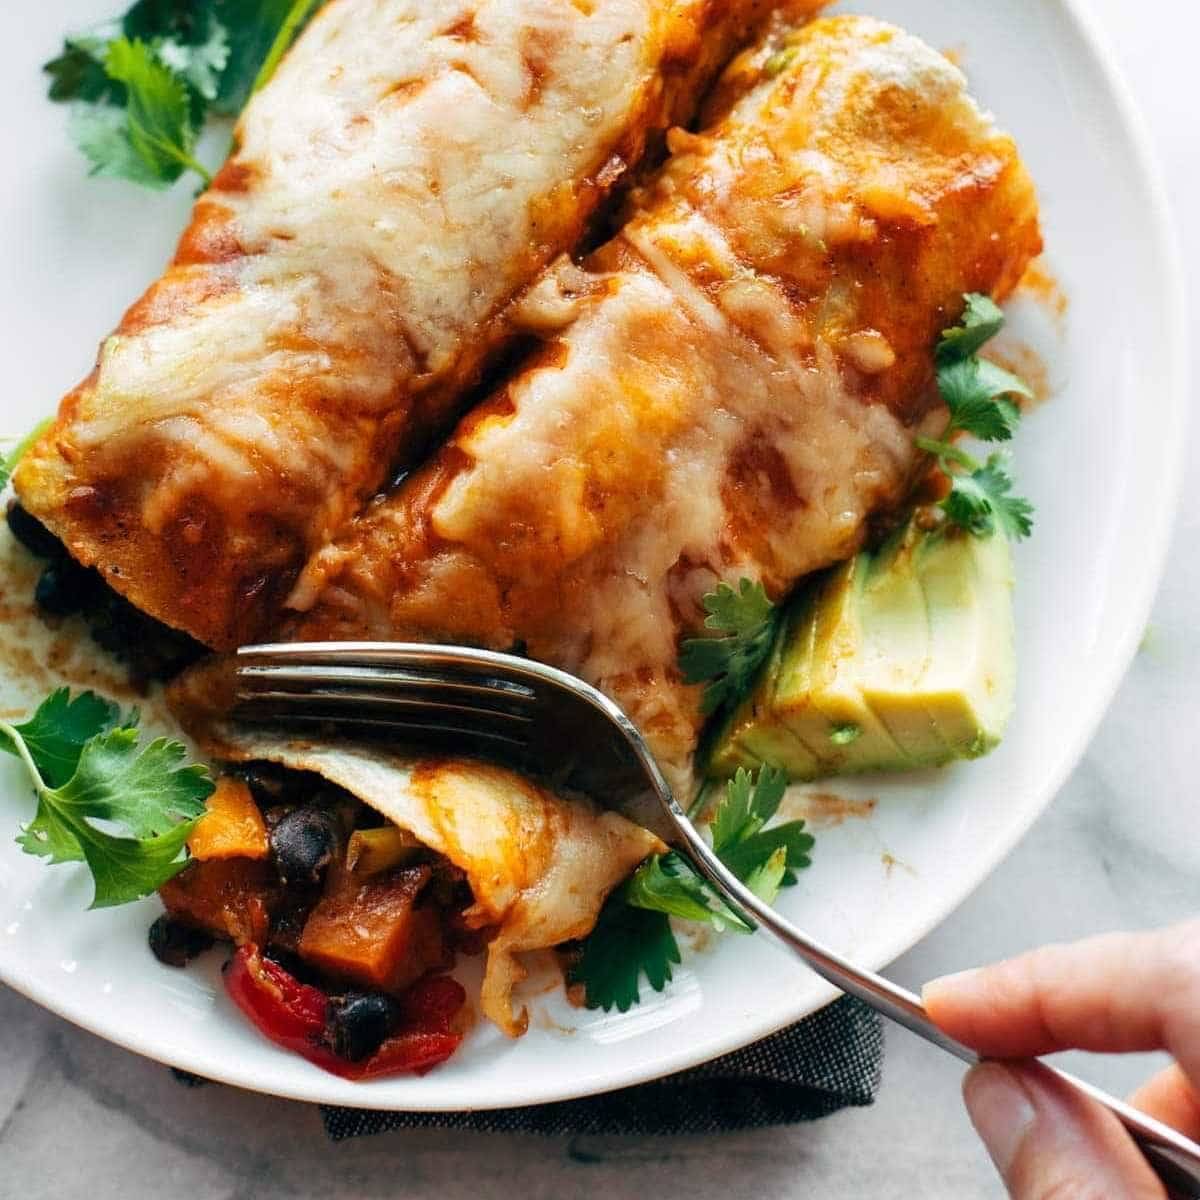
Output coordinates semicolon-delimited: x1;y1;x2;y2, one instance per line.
154;706;662;1038
277;14;1043;794
14;0;812;650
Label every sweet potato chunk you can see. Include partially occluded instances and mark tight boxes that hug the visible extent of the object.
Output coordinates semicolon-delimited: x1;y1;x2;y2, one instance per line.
188;776;270;861
159;857;280;945
298;865;447;993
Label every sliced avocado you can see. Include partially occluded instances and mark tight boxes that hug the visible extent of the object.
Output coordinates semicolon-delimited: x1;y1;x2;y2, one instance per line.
707;587;825;779
794;551;916;775
912;525;1015;758
708;521;1015;780
851;526;947;763
711;554;914;779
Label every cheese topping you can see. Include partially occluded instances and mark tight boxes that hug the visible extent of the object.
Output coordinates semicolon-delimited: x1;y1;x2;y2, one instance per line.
284;15;1042;793
16;0;787;648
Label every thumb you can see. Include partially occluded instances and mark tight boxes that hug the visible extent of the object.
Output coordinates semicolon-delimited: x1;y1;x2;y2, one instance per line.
963;1062;1166;1199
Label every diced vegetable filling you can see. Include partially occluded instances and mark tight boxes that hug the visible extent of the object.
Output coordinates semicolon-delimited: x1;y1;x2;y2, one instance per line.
154;764;474;1074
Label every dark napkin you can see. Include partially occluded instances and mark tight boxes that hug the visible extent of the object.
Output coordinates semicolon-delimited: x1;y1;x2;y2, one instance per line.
320;996;882;1139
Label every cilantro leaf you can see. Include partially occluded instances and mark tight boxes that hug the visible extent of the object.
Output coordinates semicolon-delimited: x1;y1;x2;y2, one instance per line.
974;359;1034;406
0;689;213;908
935;295;1031;444
567;898;681;1014
942;453;1035;542
47;0;323;194
70;39;209;189
212;0;320;115
709;764;786;854
119;0;229;103
45;44;110;103
936;293;1005;365
76;817;197;908
123;0;215;47
46;2;223;106
54;728;211;838
625;852;751;932
44;25;125;104
653;766;810;913
680;579;779;716
46;3;228;135
155;16;230;104
921;293;1036;541
123;0;210;41
742;845;788;902
628;768;809;932
71;104;163;187
0;687;123;788
17;799;85;863
938;358;1027;442
703;578;775;639
100;38;208;187
706;766;810;894
718;821;814;889
574;767;813;1010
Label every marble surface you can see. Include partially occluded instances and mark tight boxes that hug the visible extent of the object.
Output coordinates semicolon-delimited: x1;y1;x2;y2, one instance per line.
2;1;1196;1196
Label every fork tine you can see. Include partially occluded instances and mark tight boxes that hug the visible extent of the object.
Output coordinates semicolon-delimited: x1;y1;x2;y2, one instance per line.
237;662;536;703
238;685;534;726
231;703;531;751
239;642;525;673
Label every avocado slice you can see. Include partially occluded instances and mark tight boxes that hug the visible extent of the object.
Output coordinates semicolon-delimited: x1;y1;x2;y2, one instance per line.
911;524;1015;758
851;526;947;763
795;550;917;775
711;554;915;780
708;521;1015;780
708;586;826;779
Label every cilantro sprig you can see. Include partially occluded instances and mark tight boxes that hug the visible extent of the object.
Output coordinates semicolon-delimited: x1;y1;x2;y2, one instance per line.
571;766;813;1012
919;444;1035;541
73;38;211;190
46;0;322;191
679;579;779;717
919;293;1035;541
0;688;213;907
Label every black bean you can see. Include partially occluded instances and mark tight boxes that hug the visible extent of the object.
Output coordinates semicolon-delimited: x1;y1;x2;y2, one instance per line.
270;807;340;886
261;945;323;986
83;588;204;685
237;763;290;809
148;915;214;968
326;993;402;1062
34;558;93;616
5;503;63;559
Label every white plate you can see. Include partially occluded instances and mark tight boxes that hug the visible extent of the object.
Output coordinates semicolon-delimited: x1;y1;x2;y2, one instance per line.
0;0;1186;1111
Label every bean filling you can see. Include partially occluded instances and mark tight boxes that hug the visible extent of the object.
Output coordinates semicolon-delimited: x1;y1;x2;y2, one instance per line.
5;501;205;686
154;766;474;1065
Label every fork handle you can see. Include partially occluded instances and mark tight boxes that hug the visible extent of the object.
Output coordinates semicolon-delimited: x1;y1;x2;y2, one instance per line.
672;817;1200;1196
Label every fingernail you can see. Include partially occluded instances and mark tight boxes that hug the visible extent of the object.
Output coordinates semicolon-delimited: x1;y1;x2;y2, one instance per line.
924;966;984;1006
963;1062;1037;1177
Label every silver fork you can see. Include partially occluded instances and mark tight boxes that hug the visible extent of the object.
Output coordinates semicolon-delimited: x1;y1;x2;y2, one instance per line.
236;640;1200;1195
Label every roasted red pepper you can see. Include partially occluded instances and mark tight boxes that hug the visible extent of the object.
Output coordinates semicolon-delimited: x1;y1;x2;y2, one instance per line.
223;945;465;1079
345;974;467;1079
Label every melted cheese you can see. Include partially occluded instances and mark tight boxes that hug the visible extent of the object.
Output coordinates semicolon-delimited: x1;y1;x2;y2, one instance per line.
16;0;792;649
284;15;1041;795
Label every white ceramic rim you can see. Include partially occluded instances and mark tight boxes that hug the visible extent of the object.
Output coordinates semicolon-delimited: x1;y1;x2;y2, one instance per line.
0;0;1188;1110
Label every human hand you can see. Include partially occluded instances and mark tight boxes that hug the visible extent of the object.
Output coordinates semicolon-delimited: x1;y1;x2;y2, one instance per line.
924;922;1200;1198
